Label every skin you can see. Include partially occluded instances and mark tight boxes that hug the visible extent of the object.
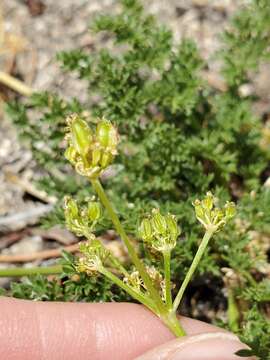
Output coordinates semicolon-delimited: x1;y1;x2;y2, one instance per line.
0;297;254;360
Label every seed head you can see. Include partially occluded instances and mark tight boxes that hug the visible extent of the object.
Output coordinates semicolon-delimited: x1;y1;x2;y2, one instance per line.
123;270;143;292
65;114;119;178
77;239;109;274
139;209;181;252
64;196;102;238
193;192;236;231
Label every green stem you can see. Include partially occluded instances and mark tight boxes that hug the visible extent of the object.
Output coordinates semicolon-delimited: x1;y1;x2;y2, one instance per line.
102;267;186;336
101;267;157;312
173;228;215;313
227;289;240;332
163;250;172;308
90;179;166;315
161;311;186;337
242;270;257;287
109;255;130;278
0;265;62;277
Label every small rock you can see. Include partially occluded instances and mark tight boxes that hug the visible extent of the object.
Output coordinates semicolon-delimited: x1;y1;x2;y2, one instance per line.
2;235;43;256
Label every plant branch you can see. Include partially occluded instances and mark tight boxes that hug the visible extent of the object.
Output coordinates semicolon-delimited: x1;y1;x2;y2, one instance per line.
101;267;157;312
0;243;80;263
161;312;186;337
90;178;166;315
227;289;240;332
109;255;130;278
173;228;215;313
0;265;62;277
163;250;172;308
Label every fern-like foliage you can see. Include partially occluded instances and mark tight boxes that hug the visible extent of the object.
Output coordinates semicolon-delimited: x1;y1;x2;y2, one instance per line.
5;0;270;356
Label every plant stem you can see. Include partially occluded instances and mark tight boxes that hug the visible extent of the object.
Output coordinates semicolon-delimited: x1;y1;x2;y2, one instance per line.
102;267;186;336
242;270;257;287
90;178;166;315
163;250;172;308
0;71;34;97
0;265;62;277
101;267;157;312
109;255;130;278
90;179;187;336
173;228;215;313
227;289;240;332
161;311;186;337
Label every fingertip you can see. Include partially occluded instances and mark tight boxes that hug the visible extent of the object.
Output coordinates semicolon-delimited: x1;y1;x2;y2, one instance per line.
136;332;255;360
0;297;239;360
0;298;174;359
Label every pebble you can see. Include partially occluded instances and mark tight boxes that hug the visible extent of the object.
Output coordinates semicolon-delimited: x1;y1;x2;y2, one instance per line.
1;235;43;256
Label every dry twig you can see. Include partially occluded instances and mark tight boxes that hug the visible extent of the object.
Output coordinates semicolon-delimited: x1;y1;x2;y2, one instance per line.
0;230;28;250
0;243;80;263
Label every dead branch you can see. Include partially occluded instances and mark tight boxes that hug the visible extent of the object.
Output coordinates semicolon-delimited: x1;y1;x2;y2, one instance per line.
0;243;80;263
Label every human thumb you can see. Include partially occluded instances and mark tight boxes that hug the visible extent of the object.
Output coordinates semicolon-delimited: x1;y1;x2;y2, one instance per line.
135;332;256;360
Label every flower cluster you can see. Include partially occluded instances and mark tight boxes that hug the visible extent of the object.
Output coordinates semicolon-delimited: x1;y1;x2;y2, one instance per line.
123;270;143;291
193;192;236;231
139;209;181;252
123;266;165;299
64;196;101;238
65;114;119;178
76;239;110;274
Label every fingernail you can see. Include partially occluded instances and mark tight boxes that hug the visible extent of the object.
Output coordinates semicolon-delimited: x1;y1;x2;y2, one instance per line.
169;333;249;360
136;332;255;360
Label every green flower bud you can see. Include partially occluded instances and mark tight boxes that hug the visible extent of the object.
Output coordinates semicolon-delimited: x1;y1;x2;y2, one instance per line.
139;218;153;242
96;120;118;150
91;147;101;167
202;191;214;211
64;196;79;219
64;196;85;236
225;202;236;220
100;152;113;168
68;114;93;157
165;214;180;241
151;209;167;236
87;202;102;222
193;200;205;223
64;145;77;165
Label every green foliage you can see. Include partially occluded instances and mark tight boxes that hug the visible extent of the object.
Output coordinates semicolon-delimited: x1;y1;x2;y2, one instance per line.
221;0;270;86
241;279;270;303
10;275;64;301
237;305;270;360
0;287;6;296
6;0;270;355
